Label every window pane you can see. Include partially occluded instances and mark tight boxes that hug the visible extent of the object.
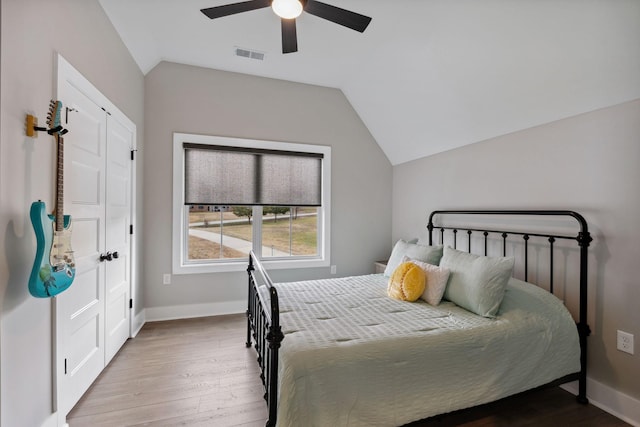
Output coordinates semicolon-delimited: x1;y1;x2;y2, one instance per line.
187;205;252;261
262;207;318;258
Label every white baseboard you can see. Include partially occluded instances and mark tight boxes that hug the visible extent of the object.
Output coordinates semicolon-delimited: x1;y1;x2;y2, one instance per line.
131;309;146;337
562;378;640;427
144;300;246;322
40;412;67;427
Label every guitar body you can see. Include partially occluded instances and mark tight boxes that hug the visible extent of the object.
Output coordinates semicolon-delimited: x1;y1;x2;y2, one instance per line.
29;201;76;298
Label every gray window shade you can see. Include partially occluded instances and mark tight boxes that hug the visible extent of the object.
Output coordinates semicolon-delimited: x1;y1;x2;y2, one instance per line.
184;143;323;206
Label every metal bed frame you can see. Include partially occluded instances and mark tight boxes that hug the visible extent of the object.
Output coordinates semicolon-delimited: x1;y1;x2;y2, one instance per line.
246;210;591;426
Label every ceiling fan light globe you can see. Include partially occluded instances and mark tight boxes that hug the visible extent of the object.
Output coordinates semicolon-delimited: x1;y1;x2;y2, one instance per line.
272;0;303;19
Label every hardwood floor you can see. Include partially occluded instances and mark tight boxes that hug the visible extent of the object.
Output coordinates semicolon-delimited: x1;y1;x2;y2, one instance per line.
67;314;629;427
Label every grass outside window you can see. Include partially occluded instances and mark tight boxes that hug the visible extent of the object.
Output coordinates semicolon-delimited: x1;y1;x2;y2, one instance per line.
188;208;318;260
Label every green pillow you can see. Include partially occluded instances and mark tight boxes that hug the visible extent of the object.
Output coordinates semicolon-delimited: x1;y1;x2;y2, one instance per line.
383;240;443;277
440;246;514;318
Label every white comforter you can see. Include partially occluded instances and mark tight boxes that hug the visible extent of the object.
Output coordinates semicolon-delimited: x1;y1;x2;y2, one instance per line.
273;274;580;427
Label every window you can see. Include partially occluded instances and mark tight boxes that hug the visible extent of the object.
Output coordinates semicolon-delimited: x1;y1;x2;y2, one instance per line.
173;133;331;273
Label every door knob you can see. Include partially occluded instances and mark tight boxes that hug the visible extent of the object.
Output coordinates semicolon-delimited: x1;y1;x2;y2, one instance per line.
112;251;119;259
99;252;113;262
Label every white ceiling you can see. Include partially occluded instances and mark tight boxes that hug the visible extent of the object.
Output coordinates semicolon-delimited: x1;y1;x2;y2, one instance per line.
99;0;640;165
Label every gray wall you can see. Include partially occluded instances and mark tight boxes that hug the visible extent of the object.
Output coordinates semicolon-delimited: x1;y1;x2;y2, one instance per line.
392;99;640;401
0;1;144;425
143;62;392;312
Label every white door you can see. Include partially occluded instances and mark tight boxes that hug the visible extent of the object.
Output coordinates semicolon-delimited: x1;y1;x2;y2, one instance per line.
58;80;107;416
56;56;135;417
105;116;132;364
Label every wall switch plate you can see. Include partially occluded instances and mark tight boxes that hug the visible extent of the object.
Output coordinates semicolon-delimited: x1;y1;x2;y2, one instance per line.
163;274;171;285
330;265;337;275
617;330;634;355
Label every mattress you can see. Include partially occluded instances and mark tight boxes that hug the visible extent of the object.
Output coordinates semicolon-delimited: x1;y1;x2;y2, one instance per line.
272;274;580;427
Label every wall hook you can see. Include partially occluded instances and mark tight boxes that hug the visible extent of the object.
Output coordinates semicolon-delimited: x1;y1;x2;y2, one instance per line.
25;114;48;137
25;114;69;138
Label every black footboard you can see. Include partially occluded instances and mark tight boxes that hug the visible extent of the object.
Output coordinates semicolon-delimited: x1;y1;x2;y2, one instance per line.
247;251;283;427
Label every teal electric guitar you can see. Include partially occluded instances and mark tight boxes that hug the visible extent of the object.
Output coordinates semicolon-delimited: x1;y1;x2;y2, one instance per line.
29;100;76;298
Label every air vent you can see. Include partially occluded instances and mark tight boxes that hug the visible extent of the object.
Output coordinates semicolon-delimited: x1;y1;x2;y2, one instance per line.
235;47;265;61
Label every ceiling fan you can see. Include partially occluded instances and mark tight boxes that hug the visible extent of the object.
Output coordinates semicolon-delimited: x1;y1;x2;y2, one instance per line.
201;0;372;54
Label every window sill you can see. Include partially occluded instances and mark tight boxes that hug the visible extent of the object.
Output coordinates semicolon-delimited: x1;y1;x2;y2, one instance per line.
173;257;329;275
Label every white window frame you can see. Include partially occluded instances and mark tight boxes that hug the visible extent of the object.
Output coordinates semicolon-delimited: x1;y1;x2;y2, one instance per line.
172;133;331;274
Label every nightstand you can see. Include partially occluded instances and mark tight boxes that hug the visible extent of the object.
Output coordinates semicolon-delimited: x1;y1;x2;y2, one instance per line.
374;260;387;274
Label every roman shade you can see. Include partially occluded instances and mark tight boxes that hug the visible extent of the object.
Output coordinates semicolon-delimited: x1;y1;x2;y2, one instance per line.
184;143;323;206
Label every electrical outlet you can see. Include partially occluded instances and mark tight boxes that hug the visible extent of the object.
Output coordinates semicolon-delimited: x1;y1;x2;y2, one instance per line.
163;274;171;285
617;330;634;355
330;265;337;275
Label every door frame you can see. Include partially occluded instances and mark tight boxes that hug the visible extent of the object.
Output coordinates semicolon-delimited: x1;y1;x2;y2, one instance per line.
54;54;137;422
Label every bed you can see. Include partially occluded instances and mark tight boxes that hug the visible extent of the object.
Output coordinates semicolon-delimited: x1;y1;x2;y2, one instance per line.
246;210;592;427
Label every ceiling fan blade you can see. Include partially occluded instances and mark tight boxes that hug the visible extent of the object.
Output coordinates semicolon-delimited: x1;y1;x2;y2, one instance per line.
281;18;298;54
304;0;372;33
201;0;271;19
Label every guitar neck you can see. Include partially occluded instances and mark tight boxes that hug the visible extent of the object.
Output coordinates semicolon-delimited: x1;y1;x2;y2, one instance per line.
55;134;64;232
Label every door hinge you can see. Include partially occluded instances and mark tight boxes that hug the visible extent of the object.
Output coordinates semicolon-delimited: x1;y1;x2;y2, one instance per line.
129;299;133;309
131;149;137;160
65;106;78;124
64;358;67;375
130;224;134;235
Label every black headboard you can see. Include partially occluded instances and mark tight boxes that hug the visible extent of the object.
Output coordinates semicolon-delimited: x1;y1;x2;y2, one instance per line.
427;210;591;404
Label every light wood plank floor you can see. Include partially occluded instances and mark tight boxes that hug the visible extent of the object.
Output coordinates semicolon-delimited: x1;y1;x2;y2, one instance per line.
67;314;629;427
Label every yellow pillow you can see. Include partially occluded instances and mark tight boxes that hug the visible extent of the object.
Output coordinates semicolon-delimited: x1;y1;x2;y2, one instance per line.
387;261;426;302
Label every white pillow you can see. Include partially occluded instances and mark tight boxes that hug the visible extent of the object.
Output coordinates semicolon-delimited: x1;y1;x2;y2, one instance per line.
402;255;450;306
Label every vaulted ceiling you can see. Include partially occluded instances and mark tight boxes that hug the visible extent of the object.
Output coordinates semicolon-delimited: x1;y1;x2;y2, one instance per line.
99;0;640;165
